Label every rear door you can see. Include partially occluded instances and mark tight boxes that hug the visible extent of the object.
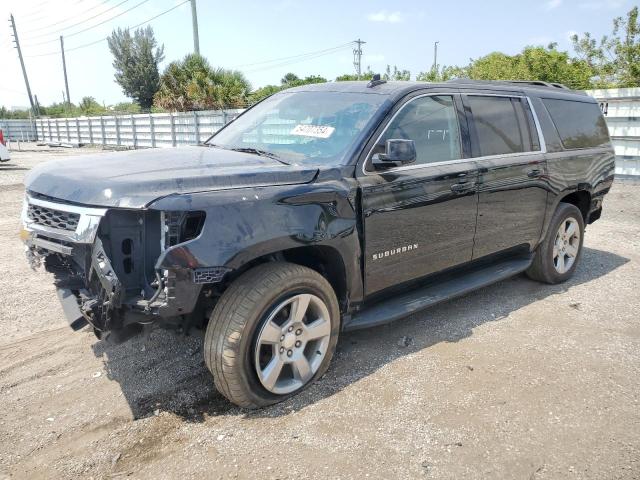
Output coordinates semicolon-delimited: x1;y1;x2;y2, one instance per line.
462;93;549;259
358;92;480;296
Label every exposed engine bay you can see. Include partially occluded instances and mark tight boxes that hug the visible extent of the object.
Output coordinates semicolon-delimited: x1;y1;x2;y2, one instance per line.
22;192;212;341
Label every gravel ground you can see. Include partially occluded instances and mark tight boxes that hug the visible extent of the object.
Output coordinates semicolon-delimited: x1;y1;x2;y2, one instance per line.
0;145;639;479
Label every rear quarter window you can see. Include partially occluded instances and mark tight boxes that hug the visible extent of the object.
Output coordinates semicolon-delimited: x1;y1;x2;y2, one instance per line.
541;98;610;149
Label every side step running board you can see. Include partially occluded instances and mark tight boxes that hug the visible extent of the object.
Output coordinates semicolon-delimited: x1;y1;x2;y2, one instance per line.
344;255;533;331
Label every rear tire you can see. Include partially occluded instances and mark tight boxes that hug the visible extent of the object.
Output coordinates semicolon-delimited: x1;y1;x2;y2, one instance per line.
526;203;585;284
204;262;340;409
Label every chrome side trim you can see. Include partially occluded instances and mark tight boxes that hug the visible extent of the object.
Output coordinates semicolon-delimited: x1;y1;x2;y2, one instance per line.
22;195;107;245
526;96;547;153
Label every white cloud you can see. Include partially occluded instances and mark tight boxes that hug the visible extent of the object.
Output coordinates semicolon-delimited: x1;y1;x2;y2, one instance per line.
545;0;562;10
367;11;403;23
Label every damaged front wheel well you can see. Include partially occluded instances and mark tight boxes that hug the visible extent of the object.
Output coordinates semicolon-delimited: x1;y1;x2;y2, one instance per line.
211;246;348;314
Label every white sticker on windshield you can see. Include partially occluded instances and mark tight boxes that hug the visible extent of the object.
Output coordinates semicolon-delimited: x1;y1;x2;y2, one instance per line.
290;124;335;138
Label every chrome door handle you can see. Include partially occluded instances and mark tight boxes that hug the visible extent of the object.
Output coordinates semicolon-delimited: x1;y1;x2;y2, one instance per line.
450;182;474;193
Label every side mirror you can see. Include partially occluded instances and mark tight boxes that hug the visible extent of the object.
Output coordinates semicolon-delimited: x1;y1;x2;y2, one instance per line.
372;139;416;169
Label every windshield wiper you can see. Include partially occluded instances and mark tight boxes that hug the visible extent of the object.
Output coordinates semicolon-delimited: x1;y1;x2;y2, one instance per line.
228;147;290;165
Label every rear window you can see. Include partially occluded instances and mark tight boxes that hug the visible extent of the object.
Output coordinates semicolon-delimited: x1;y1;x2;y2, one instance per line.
542;98;610;149
467;96;539;157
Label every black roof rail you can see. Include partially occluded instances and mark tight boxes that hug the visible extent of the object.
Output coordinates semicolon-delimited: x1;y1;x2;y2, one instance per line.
506;80;570;90
446;78;573;91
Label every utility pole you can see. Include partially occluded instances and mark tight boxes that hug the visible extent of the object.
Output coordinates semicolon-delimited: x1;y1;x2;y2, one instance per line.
60;36;71;107
432;41;439;74
353;38;366;79
9;14;35;114
190;0;200;55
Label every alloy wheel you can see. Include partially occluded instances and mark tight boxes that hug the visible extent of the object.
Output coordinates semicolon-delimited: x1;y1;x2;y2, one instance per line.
254;293;331;395
553;216;580;274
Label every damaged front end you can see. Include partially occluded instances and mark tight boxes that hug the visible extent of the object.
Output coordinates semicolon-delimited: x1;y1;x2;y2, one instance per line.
21;193;208;342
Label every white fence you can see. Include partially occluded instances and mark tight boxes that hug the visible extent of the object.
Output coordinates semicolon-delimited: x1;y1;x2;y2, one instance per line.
33;109;245;148
0;118;37;141
586;88;640;177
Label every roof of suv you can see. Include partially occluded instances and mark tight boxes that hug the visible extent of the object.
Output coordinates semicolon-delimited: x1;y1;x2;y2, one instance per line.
287;79;590;102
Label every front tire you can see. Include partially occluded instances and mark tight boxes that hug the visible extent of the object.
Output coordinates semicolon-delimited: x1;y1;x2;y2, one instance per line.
526;203;585;284
204;262;340;409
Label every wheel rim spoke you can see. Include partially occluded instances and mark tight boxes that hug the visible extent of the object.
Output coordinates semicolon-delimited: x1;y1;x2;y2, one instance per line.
565;221;577;238
556;253;565;273
305;318;331;341
260;356;284;390
565;243;578;257
289;294;311;324
292;356;312;383
259;320;282;345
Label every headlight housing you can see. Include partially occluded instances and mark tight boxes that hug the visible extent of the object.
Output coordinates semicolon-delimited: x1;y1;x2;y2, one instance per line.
161;211;206;250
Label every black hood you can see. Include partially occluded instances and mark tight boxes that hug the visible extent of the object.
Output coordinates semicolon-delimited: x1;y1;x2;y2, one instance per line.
25;146;318;208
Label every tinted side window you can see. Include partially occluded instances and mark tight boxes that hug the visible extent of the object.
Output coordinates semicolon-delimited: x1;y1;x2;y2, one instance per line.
542;98;610;149
467;96;538;157
376;95;462;165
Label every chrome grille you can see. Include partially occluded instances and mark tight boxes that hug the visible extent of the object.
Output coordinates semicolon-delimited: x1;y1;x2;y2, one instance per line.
27;204;80;231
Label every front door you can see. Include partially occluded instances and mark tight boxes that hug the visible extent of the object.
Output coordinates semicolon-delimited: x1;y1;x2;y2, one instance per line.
358;93;479;296
462;94;549;259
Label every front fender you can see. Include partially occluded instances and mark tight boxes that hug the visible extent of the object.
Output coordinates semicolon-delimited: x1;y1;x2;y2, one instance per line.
149;180;363;302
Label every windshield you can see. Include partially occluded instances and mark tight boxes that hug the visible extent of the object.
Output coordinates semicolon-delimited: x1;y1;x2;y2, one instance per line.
207;91;386;165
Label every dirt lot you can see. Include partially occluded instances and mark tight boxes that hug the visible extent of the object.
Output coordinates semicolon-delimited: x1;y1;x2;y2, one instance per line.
1;144;639;479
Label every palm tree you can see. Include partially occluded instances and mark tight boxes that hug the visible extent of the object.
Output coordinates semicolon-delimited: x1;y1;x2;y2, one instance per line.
154;54;251;111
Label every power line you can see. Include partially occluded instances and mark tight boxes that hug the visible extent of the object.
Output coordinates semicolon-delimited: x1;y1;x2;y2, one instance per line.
243;45;354;73
16;0;85;21
22;0;122;36
23;0;189;58
233;42;355;69
22;0;150;47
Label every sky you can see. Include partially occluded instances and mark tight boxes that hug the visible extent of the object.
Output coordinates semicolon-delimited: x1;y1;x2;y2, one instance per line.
0;0;632;109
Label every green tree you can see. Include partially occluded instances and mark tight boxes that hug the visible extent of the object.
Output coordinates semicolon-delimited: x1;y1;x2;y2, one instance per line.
79;96;106;115
0;106;30;119
154;54;251;111
456;45;594;89
108;26;165;110
280;72;301;86
248;84;283;104
110;101;142;114
280;73;327;87
248;74;328;104
335;66;375;81
383;65;410;81
572;6;640;87
39;102;80;117
416;65;463;82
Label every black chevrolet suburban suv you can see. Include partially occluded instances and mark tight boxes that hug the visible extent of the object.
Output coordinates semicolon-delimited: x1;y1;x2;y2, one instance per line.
21;78;614;408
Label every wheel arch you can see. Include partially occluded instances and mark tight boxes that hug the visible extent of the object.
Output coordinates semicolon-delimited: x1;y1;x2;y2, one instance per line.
538;188;592;250
222;245;350;313
558;190;591;222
